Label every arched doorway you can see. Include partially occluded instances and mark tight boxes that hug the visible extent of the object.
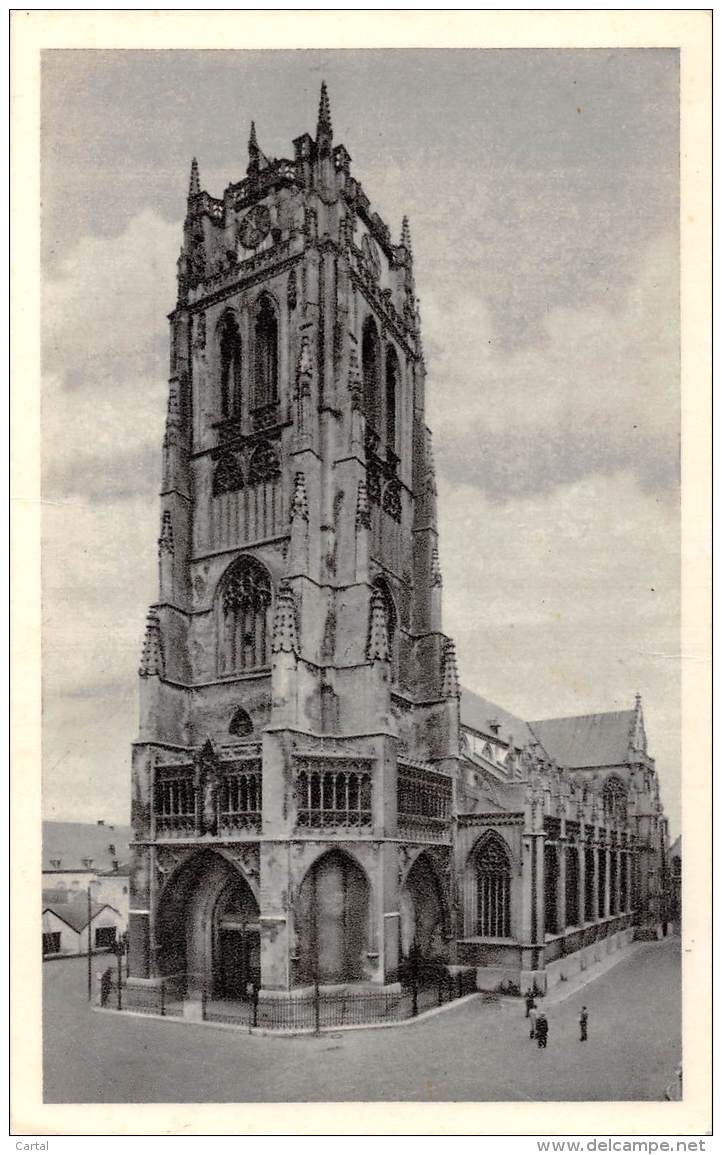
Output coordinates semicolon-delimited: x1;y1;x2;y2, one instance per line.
400;852;447;960
296;850;369;984
155;850;259;999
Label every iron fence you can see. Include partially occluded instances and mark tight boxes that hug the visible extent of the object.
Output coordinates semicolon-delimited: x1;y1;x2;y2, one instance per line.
101;964;478;1032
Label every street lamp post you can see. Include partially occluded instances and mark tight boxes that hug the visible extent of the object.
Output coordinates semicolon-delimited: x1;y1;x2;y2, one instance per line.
86;883;93;1002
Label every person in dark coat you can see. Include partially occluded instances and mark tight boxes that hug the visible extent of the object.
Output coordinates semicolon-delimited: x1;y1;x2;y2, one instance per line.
535;1011;548;1048
528;1000;538;1039
524;989;535;1017
579;1006;588;1041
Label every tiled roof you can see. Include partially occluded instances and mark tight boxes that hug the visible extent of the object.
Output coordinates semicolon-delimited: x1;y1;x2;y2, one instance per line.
460;687;537;751
42;821;132;873
98;862;131;877
528;711;635;770
42;896;115;934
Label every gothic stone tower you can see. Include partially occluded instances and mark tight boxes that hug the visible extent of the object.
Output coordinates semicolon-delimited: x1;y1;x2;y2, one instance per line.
128;85;461;999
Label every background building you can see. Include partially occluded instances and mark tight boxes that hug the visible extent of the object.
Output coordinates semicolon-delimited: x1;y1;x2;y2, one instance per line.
42;895;123;958
127;86;669;1007
42;821;131;955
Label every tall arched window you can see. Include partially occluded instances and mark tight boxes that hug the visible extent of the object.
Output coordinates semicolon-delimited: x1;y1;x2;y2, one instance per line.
218;313;242;418
475;835;511;937
603;776;628;824
254;294;278;408
362;316;381;433
385;346;399;452
218;556;272;676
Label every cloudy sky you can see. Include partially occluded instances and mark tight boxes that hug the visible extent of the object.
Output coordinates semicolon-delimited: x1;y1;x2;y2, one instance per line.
41;49;680;833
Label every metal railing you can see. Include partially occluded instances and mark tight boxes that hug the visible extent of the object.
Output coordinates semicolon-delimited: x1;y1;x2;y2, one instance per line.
102;964;478;1033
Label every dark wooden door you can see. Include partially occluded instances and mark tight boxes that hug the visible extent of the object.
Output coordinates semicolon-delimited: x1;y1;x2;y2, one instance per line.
218;929;246;998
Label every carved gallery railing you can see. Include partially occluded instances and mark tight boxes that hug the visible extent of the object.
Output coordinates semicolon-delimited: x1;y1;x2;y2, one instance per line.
218;767;262;833
397;764;452;843
153;763;262;836
295;767;372;830
154;773;196;835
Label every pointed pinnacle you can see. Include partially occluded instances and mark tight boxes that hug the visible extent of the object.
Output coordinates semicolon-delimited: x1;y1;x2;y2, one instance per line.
271;583;299;655
249;120;258;154
317;80;332;136
401;215;412;253
188;157;200;197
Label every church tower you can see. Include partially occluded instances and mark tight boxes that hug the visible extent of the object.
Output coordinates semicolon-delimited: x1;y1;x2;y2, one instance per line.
128;85;460;1000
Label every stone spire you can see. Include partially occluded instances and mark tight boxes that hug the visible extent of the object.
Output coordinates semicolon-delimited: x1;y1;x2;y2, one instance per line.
367;589;390;662
296;335;314;393
166;380;182;427
248;120;266;176
348;346;363;409
316;80;333;151
290;472;309;522
158;510;174;555
271;583;298;655
139;610;164;677
441;639;460;699
188;157;200;198
356;479;371;529
430;547;443;587
400;215;412;257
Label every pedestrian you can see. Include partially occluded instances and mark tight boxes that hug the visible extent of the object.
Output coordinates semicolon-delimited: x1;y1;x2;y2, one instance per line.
535;1011;548;1048
579;1005;588;1041
528;1000;538;1040
524;988;535;1018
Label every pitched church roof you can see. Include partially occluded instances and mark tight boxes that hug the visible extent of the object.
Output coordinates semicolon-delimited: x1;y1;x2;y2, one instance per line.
460;687;536;750
528;710;636;769
42;821;132;872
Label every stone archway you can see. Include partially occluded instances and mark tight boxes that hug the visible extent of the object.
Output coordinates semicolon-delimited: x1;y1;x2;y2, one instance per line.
155;849;259;999
295;850;370;984
400;852;447;960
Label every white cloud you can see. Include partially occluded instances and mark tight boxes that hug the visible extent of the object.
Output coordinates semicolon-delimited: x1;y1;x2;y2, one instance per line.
43;207;178;390
438;469;680;832
423;232;679;497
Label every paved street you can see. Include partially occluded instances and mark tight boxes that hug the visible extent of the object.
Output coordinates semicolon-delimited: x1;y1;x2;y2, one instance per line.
43;939;680;1103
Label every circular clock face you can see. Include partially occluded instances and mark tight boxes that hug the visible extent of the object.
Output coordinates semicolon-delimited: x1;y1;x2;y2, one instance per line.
362;234;381;279
238;204;271;250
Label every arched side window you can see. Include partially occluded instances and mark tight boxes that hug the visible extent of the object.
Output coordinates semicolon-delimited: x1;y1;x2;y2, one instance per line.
603;776;628;824
218;556;272;676
385;346;399;453
254;294;278;408
229;707;254;738
362;316;381;433
475;834;511;938
218;313;242;419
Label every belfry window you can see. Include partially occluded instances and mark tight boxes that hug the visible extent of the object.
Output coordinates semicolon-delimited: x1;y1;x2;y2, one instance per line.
219;313;242;419
475;835;511;938
362;316;381;433
218;556;272;676
385;346;399;452
254;294;278;408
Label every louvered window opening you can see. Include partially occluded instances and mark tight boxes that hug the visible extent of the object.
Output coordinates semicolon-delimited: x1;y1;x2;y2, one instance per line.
296;769;372;829
219;768;262;831
476;840;512;938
